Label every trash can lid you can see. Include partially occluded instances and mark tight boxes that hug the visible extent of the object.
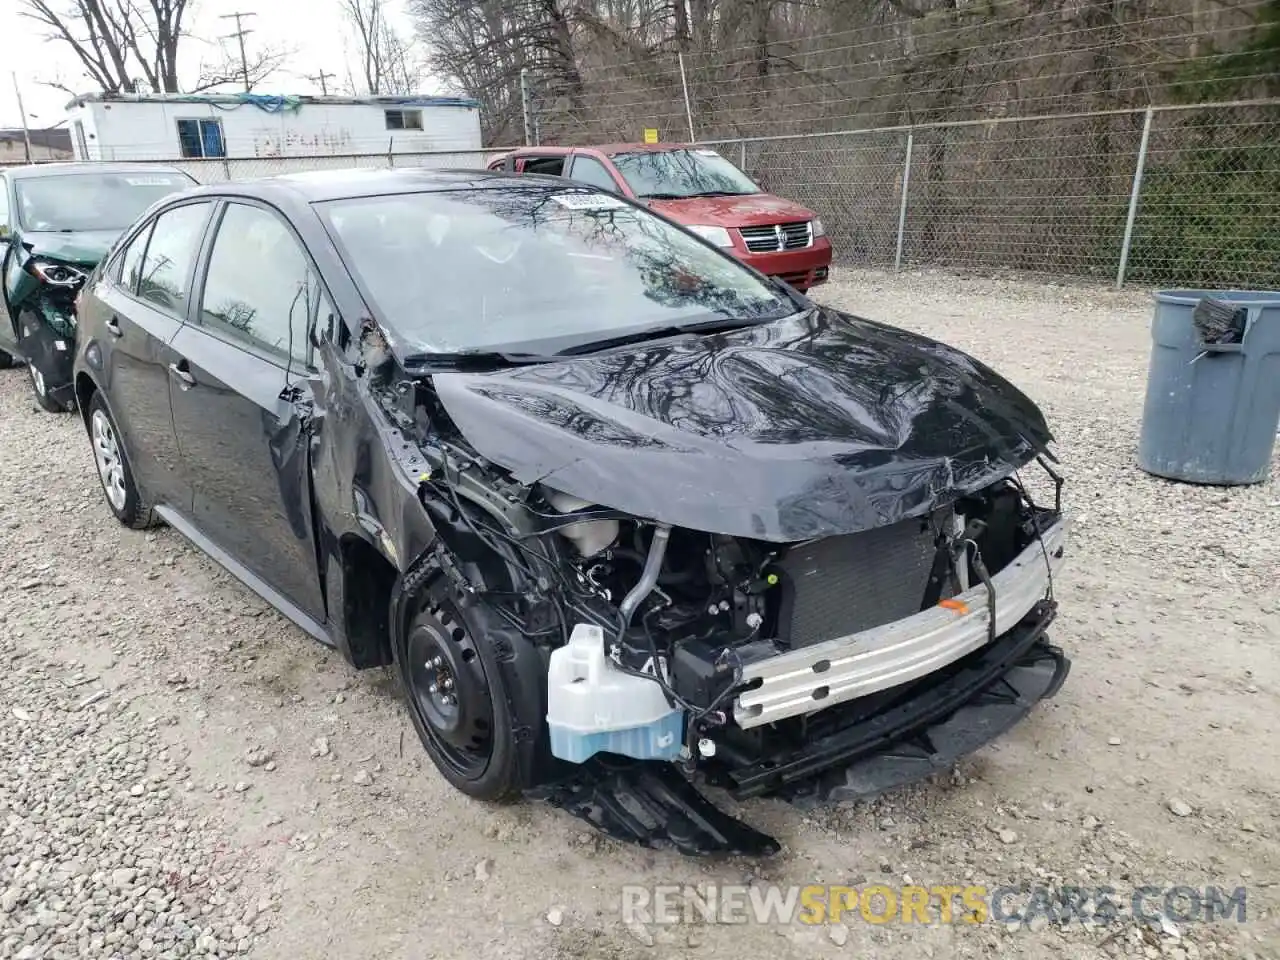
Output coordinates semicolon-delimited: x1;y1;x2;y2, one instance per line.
1154;289;1280;306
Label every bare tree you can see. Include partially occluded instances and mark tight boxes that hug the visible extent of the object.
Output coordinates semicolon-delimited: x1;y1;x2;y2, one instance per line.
192;44;290;93
20;0;190;93
22;0;289;96
408;0;1275;146
408;0;586;143
340;0;421;95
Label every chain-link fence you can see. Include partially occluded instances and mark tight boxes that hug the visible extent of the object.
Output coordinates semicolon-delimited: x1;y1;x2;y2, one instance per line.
506;0;1277;288
699;100;1279;287
2;102;1276;288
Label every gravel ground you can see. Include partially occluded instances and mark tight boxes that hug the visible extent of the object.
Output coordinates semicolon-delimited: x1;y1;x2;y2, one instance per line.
1;268;1277;960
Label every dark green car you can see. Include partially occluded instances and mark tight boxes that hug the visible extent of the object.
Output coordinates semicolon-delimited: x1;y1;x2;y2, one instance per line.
0;163;197;411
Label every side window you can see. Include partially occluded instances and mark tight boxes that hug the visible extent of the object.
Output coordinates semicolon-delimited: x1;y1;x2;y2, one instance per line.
136;203;210;316
569;156;621;193
115;221;155;293
0;179;10;235
385;109;423;131
522;157;565;176
199;203;311;367
177;119;226;159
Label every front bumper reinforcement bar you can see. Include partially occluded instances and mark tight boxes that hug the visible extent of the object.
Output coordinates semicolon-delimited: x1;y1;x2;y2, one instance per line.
734;517;1068;729
726;599;1066;802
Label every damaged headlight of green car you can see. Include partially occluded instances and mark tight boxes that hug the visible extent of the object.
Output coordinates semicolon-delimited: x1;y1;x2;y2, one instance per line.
27;260;89;289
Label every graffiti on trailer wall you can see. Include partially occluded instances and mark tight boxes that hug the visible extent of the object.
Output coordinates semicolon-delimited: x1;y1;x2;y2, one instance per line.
252;127;355;157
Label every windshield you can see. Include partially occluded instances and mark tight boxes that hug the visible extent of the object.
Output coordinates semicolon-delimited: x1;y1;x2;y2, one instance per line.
611;149;761;199
320;186;793;356
15;172;196;232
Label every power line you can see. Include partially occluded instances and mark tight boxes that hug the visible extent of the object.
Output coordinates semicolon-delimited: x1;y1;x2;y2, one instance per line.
219;11;258;92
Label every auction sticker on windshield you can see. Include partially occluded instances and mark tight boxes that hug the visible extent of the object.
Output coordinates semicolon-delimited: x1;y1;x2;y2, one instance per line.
551;193;626;210
123;176;184;186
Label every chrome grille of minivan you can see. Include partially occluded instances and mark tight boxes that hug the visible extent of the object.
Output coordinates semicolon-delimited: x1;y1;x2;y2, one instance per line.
739;221;813;253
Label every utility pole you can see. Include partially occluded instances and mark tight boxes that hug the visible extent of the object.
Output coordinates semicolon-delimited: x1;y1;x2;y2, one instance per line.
11;73;33;163
306;70;337;96
219;11;257;91
520;68;534;146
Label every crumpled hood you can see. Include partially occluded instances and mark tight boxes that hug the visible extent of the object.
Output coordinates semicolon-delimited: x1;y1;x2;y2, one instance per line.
431;308;1054;541
21;230;119;267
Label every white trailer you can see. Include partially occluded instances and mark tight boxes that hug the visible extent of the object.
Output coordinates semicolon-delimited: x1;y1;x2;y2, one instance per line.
64;93;483;166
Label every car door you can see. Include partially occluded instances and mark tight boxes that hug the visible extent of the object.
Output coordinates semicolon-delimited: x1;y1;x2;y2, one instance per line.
0;174;20;355
91;201;214;511
168;199;327;624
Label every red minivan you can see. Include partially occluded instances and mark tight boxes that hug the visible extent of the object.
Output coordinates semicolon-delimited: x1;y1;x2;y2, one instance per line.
486;144;832;291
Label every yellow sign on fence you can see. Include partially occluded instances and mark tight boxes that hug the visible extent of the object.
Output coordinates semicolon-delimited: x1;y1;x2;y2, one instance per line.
643;128;659;144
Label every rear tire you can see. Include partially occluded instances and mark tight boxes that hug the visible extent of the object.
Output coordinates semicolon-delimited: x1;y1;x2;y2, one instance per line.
87;391;156;529
0;349;17;370
394;572;526;802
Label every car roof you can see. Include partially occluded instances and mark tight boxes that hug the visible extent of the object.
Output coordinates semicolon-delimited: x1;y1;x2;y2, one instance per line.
4;162;194;181
176;167;566;203
498;143;694;158
590;143;695;154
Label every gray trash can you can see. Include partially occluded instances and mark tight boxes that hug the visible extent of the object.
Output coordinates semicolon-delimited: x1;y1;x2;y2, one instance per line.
1138;289;1280;485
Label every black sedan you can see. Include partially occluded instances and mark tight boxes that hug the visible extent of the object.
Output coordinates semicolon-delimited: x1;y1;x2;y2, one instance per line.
72;169;1070;855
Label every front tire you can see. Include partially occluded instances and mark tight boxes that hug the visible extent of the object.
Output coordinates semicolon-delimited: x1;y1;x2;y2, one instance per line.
395;574;526;801
0;349;17;370
87;392;155;529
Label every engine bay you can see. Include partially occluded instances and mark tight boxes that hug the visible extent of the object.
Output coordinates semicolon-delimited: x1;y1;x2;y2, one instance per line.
400;362;1065;783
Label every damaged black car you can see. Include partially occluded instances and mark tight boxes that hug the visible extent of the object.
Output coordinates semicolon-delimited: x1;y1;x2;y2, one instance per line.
72;170;1070;855
0;163;196;410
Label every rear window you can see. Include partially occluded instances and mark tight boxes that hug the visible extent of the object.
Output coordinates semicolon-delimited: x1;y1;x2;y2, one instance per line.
522;157;565;176
14;172;197;233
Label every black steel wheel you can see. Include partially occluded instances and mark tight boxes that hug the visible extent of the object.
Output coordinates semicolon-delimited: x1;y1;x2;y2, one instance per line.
406;598;495;778
396;579;525;800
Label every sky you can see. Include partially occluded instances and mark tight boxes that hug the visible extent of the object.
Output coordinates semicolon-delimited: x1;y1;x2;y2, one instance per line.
0;0;426;130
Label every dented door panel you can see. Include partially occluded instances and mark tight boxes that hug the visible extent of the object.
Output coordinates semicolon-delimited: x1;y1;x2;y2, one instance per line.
307;341;438;575
169;325;327;623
